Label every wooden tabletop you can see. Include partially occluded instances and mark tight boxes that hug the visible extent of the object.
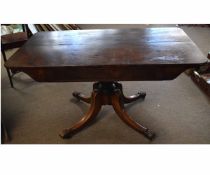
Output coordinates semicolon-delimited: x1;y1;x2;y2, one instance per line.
5;28;208;82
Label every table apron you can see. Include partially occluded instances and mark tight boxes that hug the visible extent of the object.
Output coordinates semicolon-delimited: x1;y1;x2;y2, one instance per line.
13;65;193;82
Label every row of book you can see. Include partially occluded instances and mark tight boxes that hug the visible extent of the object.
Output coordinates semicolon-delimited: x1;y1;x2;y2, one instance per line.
28;24;80;34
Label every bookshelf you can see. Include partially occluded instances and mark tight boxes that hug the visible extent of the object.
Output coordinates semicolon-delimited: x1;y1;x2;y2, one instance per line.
28;24;80;34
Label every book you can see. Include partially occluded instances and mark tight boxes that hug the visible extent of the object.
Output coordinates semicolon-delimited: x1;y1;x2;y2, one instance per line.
29;24;81;32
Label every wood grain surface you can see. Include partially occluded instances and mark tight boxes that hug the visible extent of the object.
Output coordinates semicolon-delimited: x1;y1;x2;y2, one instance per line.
5;28;208;82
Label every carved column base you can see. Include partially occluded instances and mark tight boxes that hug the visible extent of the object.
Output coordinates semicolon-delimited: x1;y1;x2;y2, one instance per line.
60;82;155;140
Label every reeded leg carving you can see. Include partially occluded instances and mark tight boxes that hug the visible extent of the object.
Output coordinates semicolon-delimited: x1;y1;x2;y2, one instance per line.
111;90;155;140
72;91;91;104
60;91;102;138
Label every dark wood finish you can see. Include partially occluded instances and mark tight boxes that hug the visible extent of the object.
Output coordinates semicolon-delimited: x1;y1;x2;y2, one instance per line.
61;82;154;139
60;90;102;138
1;49;14;87
72;92;91;104
109;82;146;103
111;89;154;139
191;71;210;96
4;28;208;140
1;32;28;49
1;24;31;88
5;28;207;82
190;52;210;96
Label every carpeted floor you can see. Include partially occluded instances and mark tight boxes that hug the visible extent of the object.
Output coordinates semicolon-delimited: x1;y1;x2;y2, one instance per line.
1;25;210;144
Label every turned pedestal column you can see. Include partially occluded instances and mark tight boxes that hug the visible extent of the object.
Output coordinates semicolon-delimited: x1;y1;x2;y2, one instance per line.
60;82;155;140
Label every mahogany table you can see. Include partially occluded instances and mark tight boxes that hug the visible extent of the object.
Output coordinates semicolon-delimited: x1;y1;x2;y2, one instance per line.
5;28;208;140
